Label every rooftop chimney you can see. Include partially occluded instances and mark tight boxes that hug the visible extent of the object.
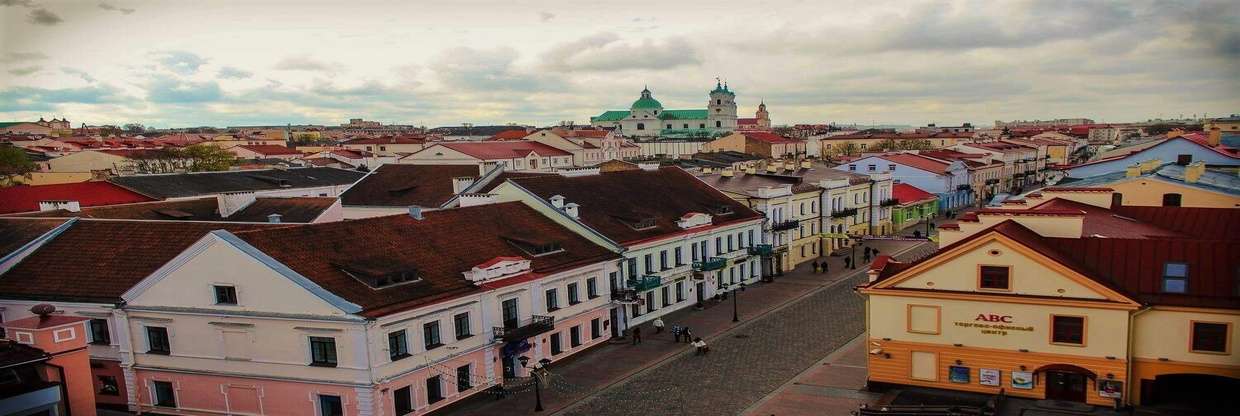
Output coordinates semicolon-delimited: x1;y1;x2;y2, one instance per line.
267;213;282;223
766;164;777;173
459;193;497;207
564;202;580;219
703;167;713;174
217;191;257;218
1184;161;1205;183
38;200;80;213
1125;164;1141;177
1208;128;1221;147
408;205;424;220
452;176;476;194
549;194;565;209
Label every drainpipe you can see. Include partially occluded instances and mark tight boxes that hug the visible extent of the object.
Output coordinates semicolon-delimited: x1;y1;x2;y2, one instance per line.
1124;305;1152;409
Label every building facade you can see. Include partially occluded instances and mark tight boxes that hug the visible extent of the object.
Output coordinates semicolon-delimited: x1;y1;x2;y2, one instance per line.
589;82;738;138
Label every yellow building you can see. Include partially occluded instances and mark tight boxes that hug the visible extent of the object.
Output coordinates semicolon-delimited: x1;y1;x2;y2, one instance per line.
861;189;1239;411
818;131;970;158
1053;161;1240;208
696;166;823;274
1203;114;1240;133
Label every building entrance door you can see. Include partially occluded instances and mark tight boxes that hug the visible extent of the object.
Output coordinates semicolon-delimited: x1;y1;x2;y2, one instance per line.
695;281;704;304
502;355;518;379
1045;371;1087;402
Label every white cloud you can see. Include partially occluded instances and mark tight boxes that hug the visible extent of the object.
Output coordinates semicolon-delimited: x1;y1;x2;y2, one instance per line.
98;2;135;15
542;32;702;72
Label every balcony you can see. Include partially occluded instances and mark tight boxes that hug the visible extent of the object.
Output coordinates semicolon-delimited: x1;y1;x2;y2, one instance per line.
879;198;900;207
693;257;727;271
611;289;639;304
770;219;799;231
627;275;662;291
494;315;554;342
830;208;858;219
748;244;773;256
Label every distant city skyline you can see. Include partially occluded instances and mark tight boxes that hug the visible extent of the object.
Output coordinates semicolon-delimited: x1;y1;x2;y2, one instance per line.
1;0;1237;128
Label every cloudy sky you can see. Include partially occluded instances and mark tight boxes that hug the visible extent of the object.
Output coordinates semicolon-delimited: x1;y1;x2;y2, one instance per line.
1;0;1237;128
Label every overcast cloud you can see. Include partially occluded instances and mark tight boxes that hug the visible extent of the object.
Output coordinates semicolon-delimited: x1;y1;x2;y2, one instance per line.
0;0;1236;128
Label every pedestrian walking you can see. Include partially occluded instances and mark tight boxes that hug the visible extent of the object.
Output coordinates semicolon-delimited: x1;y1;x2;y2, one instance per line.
864;246;872;257
693;337;709;355
863;251;871;264
631;326;642;345
653;318;665;334
822;260;829;274
672;324;682;343
812;261;820;273
682;327;693;343
844;256;852;270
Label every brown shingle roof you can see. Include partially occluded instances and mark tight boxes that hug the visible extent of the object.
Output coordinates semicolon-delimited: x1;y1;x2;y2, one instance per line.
0;220;284;303
505;167;762;244
9;197;336;223
340;164;480;207
0;218;67;259
233;202;618;317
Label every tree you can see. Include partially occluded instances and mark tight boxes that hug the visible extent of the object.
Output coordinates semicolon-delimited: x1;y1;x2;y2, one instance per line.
180;144;236;172
841;142;860;156
0;146;36;186
123;123;146;133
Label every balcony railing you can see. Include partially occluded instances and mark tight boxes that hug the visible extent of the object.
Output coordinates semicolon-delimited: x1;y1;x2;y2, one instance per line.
879;198;900;207
770;219;799;231
830;208;858;219
692;257;727;271
493;315;554;342
627;275;662;291
748;244;773;256
611;289;639;304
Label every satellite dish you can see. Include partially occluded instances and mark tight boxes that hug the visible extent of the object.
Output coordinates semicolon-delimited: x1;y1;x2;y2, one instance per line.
30;304;57;317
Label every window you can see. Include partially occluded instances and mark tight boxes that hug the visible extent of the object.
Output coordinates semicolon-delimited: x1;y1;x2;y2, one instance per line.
319;394;343;416
501;298;519;328
1190;322;1230;354
661;286;670;307
676;281;685;301
848;164;856;171
587;278;599;299
89;318;110;345
700;123;706;129
427;376;443;404
571;325;582;347
1051;315;1085;346
454;312;472;339
715;237;722;254
666;124;672;129
98;375;119;395
146;326;170;355
674;247;683;265
1176;154;1192;165
716;120;722;128
457;364;473;391
727;234;734;252
388;330;410;361
380;146;387;151
868;164;876;171
394;386;413;415
979;266;1010;290
309;336;337;366
644;254;653;274
1162;193;1182;207
692;243;699;261
636;123;645;130
1163;262;1188;293
568;282;580;305
645;291;655;312
660;250;668;270
214;285;237;305
423;321;442;350
551;332;562;355
888;164;896;171
153;380;176;407
591;318;602;339
546;288;559;311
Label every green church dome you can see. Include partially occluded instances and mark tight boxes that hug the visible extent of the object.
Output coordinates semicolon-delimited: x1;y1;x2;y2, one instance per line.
631;87;663;110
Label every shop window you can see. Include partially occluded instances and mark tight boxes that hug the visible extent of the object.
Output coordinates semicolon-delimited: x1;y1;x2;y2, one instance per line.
978;265;1011;290
1051;315;1085;346
1190;321;1230;354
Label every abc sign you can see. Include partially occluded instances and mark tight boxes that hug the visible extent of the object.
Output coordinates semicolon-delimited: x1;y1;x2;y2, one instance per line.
975;314;1013;323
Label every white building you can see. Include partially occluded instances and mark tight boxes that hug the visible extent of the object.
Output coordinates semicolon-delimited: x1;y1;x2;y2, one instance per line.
590;82;739;138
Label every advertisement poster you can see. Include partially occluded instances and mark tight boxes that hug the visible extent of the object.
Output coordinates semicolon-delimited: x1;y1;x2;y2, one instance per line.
1011;371;1035;390
1099;379;1123;399
979;368;1001;386
949;366;970;383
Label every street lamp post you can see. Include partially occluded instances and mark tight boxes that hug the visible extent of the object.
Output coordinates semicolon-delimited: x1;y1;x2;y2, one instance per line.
517;356;552;412
730;282;746;322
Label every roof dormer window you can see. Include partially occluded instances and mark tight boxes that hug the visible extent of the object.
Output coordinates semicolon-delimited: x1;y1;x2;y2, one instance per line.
334;258;422;289
504;236;563;257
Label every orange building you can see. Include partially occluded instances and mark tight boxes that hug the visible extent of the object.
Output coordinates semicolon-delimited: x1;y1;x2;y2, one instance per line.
2;306;97;416
860;189;1239;412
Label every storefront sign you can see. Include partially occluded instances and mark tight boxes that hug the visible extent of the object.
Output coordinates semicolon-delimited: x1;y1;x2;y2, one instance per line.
952;313;1034;336
1098;379;1123;399
979;368;1001;386
949;366;970;383
1011;371;1035;390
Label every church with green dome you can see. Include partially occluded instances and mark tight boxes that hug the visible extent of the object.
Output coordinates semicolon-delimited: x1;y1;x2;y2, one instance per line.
589;81;738;139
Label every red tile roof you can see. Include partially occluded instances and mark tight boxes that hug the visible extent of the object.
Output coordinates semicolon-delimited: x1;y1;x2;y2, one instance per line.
434;141;572;159
233;202;618;317
0;182;155;214
488;130;531;141
892;183;936;205
1029;199;1187;239
340;164;480;207
344;136;427;145
503;167;762;244
236;145;301;156
0;220;283;303
879;153;951;174
1112;205;1240;241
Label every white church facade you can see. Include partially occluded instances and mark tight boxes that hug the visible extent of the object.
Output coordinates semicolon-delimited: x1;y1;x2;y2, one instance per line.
590;82;739;139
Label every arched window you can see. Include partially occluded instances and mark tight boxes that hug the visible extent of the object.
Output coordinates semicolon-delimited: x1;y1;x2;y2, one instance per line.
716;99;721;105
1162;193;1182;207
636;123;645;130
716;121;722;127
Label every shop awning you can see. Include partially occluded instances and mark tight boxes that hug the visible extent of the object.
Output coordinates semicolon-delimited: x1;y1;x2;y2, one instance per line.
1034;363;1097;379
